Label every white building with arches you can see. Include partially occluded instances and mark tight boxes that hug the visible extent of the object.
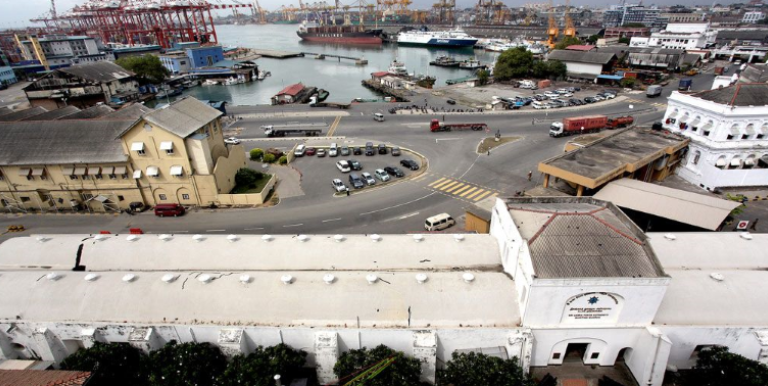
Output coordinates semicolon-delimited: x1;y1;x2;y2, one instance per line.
663;83;768;191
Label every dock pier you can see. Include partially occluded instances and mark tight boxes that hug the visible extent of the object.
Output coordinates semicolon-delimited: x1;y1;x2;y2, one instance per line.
302;52;368;64
251;49;305;59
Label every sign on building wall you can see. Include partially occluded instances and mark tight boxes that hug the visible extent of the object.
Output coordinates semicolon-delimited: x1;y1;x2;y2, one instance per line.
561;292;623;325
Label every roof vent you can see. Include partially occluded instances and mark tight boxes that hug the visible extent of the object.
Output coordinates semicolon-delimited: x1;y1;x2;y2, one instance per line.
281;275;293;285
323;274;335;284
454;234;465;242
370;234;381;242
239;274;251;284
664;233;676;241
710;272;725;282
413;234;424;242
84;273;99;282
198;274;213;284
415;273;428;284
740;232;753;240
46;272;60;281
35;236;48;243
226;234;239;242
462;273;475;283
161;274;178;283
122;274;136;283
192;234;205;242
94;234;107;241
158;234;172;241
126;235;139;242
334;234;345;242
262;235;273;242
366;274;378;284
297;234;309;242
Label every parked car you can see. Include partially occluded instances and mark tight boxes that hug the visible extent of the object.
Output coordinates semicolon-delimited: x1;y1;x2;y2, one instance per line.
365;142;375;156
154;203;185;217
224;137;241;145
305;147;317;156
400;159;419;170
560;92;573;98
332;178;347;192
533;94;547;101
336;160;351;173
583;97;596;103
568;98;580;106
349;159;362;171
294;144;307;157
555;89;569;94
329;143;339;157
551;99;568;108
378;144;387;155
601;92;616;100
424;213;455;232
392;167;405;177
340;146;350;156
446;99;456;105
544;92;560;99
374;168;390;182
349;173;364;189
362;172;376;186
592;95;605;101
317;148;327;157
391;147;401;156
533;101;548;109
353;146;363;155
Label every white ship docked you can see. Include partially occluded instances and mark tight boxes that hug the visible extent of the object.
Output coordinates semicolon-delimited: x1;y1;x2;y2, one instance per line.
397;28;478;48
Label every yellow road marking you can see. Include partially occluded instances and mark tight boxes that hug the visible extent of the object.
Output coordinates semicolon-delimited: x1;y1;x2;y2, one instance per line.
452;185;473;196
436;180;459;190
428;177;447;187
474;190;494;201
326;116;342;137
444;183;466;193
459;187;478;197
431;179;454;189
465;189;485;199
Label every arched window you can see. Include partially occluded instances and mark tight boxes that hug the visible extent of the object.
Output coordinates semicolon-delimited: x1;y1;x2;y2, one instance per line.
729;156;742;169
692;150;701;165
715;155;727;169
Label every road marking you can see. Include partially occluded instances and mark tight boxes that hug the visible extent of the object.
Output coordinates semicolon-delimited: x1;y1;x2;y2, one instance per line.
438;180;460;191
283;223;304;228
360;192;437;216
444;182;466;193
244;227;264;231
399;212;420;220
326;116;342;137
411;173;430;182
474;190;494;201
453;185;473;196
431;179;453;189
322;218;342;223
171;231;190;233
434;137;462;141
465;189;485;199
206;229;226;232
459;186;478;197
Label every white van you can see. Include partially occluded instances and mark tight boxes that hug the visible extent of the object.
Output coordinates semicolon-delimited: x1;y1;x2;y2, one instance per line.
294;144;306;157
374;113;385;122
424;213;456;232
329;143;338;157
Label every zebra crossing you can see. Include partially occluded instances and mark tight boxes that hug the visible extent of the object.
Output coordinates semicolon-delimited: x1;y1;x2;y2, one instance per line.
427;177;498;202
626;98;667;109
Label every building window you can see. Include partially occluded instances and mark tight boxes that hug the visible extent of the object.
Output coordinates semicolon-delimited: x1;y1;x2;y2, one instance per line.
591;352;600;359
742;134;750;140
70;175;78;180
137;149;145;155
158;194;167;200
182;193;190;200
692;151;701;165
552;353;561;360
118;195;125;201
109;174;117;180
727;134;734;140
122;174;129;179
26;175;34;181
758;134;765;139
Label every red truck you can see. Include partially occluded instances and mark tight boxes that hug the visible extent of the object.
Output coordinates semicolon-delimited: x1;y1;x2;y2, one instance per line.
549;115;634;137
430;119;488;132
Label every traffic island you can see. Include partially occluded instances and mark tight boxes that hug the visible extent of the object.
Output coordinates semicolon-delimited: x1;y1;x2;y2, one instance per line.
477;136;521;154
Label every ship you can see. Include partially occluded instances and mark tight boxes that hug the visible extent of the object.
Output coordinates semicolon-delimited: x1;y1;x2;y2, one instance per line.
429;55;461;67
396;28;478;48
297;23;383;44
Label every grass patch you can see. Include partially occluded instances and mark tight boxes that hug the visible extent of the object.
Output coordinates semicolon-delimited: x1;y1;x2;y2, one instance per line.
477;136;521;153
231;174;272;194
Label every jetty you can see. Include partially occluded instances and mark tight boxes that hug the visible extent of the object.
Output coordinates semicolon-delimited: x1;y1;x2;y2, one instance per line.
361;80;411;102
302;52;368;65
251;49;305;59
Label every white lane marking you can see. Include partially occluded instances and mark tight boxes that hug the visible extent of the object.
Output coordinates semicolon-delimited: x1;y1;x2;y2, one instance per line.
206;229;226;232
458;153;482;180
322;218;342;223
399;212;420;220
171;231;190;233
244;227;264;231
283;223;303;228
359;192;436;216
435;138;462;143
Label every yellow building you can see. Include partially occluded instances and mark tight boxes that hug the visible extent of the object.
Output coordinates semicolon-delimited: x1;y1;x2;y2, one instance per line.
0;98;246;213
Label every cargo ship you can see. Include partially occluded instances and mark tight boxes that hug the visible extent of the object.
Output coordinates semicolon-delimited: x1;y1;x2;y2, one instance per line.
297;23;383;44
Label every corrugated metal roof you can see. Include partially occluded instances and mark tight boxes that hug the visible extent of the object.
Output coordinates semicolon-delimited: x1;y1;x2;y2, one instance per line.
0;107;48;122
593;179;739;231
548;50;616;64
20;106;80;121
58;61;134;83
60;105;115;120
141;97;222;138
276;83;305;96
693;83;768;106
105;103;152;120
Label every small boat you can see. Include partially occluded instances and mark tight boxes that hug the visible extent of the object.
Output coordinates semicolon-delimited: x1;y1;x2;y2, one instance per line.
225;77;238;86
388;59;408;76
257;70;271;80
429;55;461;67
459;58;486;69
203;79;220;86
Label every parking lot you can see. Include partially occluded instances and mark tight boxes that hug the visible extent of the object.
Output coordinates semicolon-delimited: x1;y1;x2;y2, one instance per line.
439;82;622;111
290;141;425;196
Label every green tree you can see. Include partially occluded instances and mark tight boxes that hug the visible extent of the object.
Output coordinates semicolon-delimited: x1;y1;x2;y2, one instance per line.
476;69;490;86
530;61;549;78
263;153;276;163
546;60;567;80
586;34;600;44
218;344;307;386
60;342;148;386
554;36;582;50
250;148;264;161
620;78;636;88
682;346;768;386
493;47;533;81
115;54;170;84
148;341;226;386
437;352;534;386
618;37;631;45
333;345;422;386
235;168;263;188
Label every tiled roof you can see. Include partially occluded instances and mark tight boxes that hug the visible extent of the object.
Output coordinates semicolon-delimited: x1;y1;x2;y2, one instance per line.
692;83;768;106
59;105;115;120
0;107;49;122
548;50;616;64
21;106;81;121
565;45;595;51
0;370;91;386
276;83;305;96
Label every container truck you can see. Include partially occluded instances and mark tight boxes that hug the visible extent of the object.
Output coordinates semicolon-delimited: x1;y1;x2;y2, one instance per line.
430;119;488;132
549;115;634;137
678;78;693;91
263;125;323;137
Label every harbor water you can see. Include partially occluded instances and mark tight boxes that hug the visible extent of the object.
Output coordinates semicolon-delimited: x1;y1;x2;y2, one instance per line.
180;24;500;105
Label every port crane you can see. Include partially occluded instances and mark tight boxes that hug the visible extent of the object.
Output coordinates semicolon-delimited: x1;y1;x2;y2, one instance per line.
546;0;559;48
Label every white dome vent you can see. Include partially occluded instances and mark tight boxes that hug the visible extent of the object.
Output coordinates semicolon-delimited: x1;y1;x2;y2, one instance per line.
126;235;139;242
366;274;378;284
122;274;136;283
281;275;293;285
415;273;428;284
192;234;205;242
323;274;335;284
413;234;424;242
462;273;475;283
334;234;345;242
370;234;381;242
239;274;251;284
198;274;213;284
454;234;465;242
84;273;99;282
161;274;178;283
226;234;239;242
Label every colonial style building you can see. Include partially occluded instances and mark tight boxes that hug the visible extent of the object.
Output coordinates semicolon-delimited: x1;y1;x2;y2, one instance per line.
663;83;768;191
0;97;246;213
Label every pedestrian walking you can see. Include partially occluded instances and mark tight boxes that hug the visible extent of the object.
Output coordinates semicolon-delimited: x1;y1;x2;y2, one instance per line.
345;188;350;196
487;149;490;156
527;170;533;181
750;218;759;231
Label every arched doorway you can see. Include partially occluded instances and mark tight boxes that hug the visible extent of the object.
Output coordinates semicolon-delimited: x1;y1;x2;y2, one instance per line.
615;347;633;363
176;188;194;204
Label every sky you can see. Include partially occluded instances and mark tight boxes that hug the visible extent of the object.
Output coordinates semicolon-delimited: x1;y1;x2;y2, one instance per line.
0;0;744;28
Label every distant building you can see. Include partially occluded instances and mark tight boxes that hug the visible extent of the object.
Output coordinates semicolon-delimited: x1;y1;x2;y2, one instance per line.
272;83;305;105
604;26;650;39
743;11;766;23
17;35;100;62
186;45;224;69
664;83;768;190
159;52;191;74
603;5;660;28
546;50;617;81
0;51;16;86
106;44;162;60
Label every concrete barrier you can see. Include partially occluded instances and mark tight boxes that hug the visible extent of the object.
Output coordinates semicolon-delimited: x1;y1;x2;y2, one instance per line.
217;175;277;206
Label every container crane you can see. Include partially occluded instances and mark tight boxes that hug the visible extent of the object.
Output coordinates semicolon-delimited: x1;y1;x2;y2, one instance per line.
546;0;558;48
254;0;267;23
433;0;454;24
562;0;576;38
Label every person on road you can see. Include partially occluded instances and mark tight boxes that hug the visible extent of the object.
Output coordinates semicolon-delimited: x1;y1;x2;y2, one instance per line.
487;149;490;156
527;170;533;181
345;188;350;196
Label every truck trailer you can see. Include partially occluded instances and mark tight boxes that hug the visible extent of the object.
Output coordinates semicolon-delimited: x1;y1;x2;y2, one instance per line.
263;126;323;138
549;115;634;137
430;119;488;132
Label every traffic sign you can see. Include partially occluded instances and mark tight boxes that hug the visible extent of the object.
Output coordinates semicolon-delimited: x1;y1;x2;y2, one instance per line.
736;220;750;230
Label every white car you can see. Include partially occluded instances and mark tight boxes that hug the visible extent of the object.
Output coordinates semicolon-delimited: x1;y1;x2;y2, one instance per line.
374;168;390;182
532;101;547;109
593;95;605;101
544;92;560;99
224;137;241;145
362;172;376;186
560;92;573;98
336;160;351;173
332;178;347;192
602;93;616;99
329;143;338;157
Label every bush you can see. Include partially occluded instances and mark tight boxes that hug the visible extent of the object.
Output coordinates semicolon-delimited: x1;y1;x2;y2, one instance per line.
620;78;636;88
333;345;422;386
235;168;264;187
263;153;276;163
218;344;307;386
278;155;288;165
682;346;768;386
60;342;148;386
148;341;227;386
250;148;264;161
493;47;533;81
437;352;534;386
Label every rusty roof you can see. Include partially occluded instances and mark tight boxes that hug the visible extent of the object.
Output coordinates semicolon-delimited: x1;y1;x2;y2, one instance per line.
0;370;91;386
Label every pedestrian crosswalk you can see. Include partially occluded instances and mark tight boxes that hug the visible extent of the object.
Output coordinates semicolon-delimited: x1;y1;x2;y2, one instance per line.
626;98;667;109
427;177;498;202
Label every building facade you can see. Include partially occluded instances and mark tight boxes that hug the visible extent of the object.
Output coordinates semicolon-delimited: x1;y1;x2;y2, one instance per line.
159;52;191;74
18;35;100;62
663;84;768;190
743;11;766;23
186;45;224;69
604;26;650;38
603;5;660;28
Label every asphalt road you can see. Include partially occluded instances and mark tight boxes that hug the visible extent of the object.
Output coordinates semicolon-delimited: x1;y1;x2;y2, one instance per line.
0;92;669;239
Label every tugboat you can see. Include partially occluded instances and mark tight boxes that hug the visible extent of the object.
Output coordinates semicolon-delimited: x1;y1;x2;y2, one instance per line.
459;58;486;70
429;55;461;67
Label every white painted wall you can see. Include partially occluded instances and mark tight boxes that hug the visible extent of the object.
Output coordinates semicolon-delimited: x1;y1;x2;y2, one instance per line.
563;62;603;79
659;326;764;370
